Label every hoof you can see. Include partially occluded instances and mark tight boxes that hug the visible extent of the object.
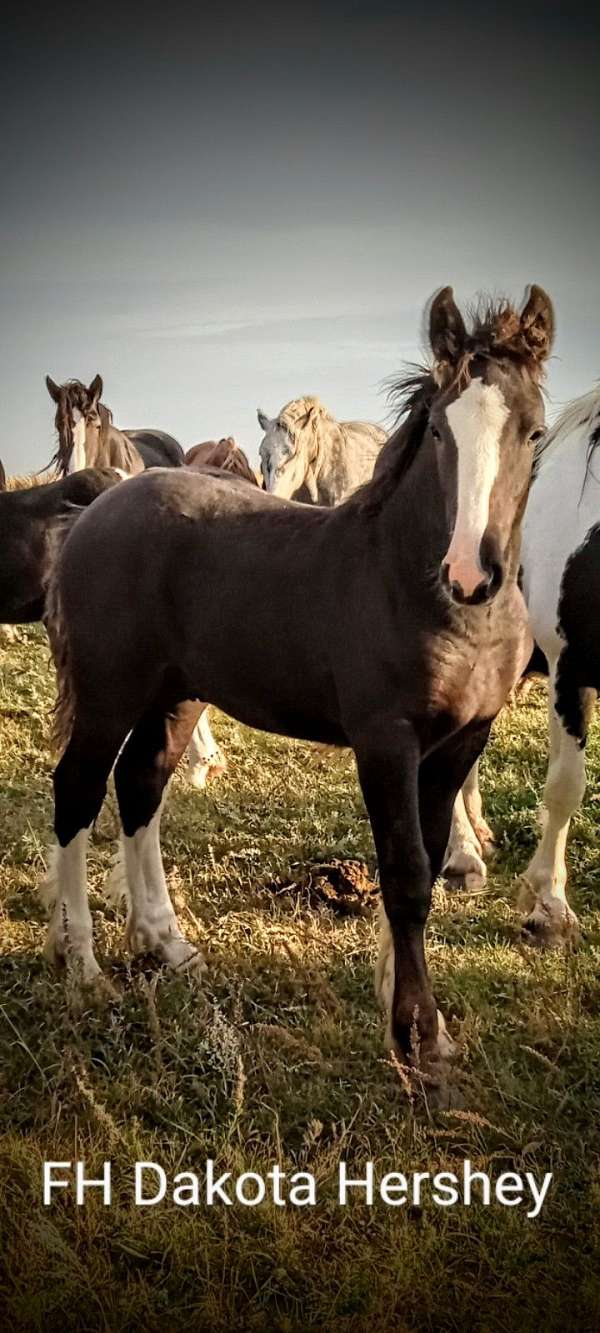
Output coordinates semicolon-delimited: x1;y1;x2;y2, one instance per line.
519;886;580;950
126;917;206;977
443;843;487;890
42;930;105;987
187;750;227;791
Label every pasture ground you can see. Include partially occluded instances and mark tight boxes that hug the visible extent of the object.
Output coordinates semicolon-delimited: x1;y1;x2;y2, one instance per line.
1;627;599;1332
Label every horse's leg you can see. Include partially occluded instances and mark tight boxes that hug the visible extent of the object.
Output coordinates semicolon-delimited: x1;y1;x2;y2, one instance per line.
462;757;495;851
415;723;493;1055
521;661;595;948
443;781;487;889
41;722;126;984
113;699;204;973
354;719;444;1072
186;704;227;790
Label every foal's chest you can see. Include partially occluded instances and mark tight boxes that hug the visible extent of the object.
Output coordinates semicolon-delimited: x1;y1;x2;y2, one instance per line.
424;609;528;732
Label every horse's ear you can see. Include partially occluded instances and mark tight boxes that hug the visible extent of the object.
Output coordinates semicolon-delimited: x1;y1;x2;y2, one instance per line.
519;285;555;363
429;286;467;366
46;375;61;403
257;408;271;431
88;374;103;405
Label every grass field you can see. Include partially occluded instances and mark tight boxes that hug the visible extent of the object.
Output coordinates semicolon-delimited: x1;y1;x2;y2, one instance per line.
1;626;599;1332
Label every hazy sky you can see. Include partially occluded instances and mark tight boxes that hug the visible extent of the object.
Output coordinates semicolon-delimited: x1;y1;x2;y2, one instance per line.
1;0;598;473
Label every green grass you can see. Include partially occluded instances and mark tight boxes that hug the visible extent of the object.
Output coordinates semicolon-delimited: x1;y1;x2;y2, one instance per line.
1;627;599;1332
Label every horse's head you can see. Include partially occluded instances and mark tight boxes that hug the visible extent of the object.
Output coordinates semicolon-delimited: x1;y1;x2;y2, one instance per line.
424;285;554;606
257;399;321;497
46;374;104;474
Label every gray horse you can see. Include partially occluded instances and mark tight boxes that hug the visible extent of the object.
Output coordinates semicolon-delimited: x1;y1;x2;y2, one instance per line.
258;396;386;503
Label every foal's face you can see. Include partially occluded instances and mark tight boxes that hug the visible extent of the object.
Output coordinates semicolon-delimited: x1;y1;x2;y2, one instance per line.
426;286;553;607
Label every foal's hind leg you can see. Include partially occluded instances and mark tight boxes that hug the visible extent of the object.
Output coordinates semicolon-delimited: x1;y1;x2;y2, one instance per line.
41;723;127;985
186;704;227;790
444;781;487;889
113;699;204;974
521;660;595;948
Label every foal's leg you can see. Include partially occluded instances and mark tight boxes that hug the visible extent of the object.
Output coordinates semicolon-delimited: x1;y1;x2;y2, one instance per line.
186;704;227;790
444;757;495;888
354;720;444;1069
113;700;204;973
521;663;595;947
41;723;127;984
462;758;495;852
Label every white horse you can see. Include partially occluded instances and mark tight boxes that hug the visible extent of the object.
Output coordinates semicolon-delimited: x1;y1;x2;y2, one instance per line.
258;396;387;503
451;383;600;937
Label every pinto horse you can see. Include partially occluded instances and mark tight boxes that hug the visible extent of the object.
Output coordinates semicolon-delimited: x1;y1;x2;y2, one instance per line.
517;386;600;945
42;285;553;1089
45;375;185;475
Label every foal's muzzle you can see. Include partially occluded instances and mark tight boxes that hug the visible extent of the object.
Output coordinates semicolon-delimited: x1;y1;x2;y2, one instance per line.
441;558;503;606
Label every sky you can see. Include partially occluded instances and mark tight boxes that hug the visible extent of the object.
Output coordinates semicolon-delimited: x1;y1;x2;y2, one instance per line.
1;0;598;473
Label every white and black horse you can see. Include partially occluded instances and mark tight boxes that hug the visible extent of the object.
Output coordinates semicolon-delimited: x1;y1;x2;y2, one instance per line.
517;385;600;945
42;286;554;1091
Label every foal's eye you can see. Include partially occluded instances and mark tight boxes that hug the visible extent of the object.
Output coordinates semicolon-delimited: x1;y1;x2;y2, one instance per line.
529;427;545;445
430;424;441;441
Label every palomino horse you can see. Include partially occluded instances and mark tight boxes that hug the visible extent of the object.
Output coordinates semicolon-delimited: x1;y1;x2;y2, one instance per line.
258;397;386;503
45;375;185;475
185;438;260;486
42;285;553;1091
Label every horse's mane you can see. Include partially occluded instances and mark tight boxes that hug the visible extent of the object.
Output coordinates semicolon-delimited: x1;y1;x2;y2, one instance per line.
533;382;600;479
278;397;336;459
7;470;58;491
455;295;552;384
351;370;434;513
186;438;258;485
352;294;552;513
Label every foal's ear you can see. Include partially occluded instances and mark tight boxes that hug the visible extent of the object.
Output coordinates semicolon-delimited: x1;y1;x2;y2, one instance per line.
519;285;555;363
45;375;61;403
88;373;103;405
429;286;467;366
257;408;271;432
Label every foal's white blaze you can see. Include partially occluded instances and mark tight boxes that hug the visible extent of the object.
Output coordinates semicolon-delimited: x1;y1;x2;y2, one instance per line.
68;407;87;474
444;380;509;597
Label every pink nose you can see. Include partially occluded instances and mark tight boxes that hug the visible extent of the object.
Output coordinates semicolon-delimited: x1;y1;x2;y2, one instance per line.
446;556;486;599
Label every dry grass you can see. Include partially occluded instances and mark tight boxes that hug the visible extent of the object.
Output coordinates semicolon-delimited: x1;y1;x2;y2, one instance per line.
1;627;599;1332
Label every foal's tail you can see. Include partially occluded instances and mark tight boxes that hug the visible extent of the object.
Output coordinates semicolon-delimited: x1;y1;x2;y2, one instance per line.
43;506;82;755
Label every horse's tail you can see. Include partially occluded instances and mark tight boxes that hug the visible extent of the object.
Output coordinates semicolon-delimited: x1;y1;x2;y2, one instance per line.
43;506;82;755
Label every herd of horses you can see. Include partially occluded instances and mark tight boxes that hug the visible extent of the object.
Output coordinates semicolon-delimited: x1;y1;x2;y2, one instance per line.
1;282;599;1094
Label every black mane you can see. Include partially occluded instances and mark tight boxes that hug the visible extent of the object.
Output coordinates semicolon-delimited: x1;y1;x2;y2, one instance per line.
351;368;435;513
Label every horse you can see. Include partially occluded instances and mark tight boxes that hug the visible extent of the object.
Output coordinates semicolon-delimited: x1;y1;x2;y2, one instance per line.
42;284;553;1092
0;468;122;633
513;385;600;946
45;375;185;476
185;438;260;486
0;459;6;491
257;397;387;503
